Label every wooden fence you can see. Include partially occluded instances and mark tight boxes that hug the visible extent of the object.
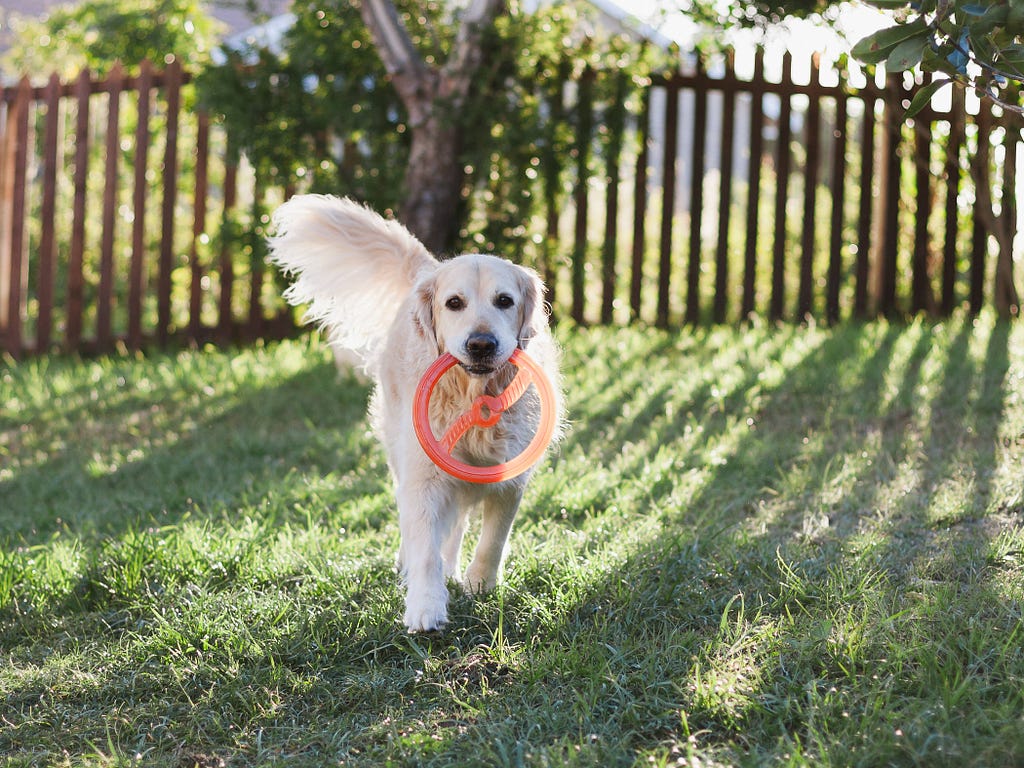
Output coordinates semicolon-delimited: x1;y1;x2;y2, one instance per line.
0;58;293;359
0;52;1021;359
550;49;1021;327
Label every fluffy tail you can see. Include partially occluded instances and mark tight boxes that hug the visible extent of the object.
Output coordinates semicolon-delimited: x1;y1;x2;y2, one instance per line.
268;195;437;370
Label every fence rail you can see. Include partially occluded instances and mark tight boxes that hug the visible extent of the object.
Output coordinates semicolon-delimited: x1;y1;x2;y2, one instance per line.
0;52;1020;359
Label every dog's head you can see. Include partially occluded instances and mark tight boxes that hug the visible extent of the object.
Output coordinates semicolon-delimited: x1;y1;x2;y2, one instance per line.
413;254;546;376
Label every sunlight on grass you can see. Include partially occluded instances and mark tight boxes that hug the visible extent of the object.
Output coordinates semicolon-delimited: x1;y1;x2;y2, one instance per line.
2;315;1023;766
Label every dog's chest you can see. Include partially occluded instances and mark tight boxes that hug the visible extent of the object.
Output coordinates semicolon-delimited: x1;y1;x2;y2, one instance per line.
427;374;535;467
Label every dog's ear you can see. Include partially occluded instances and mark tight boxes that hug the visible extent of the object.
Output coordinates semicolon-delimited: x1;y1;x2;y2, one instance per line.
516;266;547;350
413;272;441;352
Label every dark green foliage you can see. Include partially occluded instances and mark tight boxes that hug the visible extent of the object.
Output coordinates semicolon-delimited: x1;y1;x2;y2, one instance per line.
2;0;221;77
195;0;661;254
852;0;1024;114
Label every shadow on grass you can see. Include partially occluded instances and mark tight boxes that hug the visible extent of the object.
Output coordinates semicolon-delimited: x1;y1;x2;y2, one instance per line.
2;320;1023;766
1;360;383;545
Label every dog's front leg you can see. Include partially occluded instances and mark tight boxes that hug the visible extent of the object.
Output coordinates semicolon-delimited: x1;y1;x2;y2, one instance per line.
463;481;524;594
396;479;455;632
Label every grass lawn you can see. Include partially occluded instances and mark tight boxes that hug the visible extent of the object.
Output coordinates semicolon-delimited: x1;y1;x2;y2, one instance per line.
2;315;1023;767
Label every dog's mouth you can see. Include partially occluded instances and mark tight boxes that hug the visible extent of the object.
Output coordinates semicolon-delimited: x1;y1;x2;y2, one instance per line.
460;362;497;376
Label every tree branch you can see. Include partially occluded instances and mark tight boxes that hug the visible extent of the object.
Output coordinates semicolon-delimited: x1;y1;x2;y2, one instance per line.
359;0;430;121
441;0;505;105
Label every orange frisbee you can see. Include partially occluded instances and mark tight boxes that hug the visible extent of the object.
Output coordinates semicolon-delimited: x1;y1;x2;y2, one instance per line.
412;348;557;483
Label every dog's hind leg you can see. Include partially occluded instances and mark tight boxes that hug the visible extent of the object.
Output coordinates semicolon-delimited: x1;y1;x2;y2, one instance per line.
463;482;524;594
397;479;455;632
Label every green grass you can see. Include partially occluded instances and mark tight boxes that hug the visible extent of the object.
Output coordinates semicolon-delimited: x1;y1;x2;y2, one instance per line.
2;315;1023;767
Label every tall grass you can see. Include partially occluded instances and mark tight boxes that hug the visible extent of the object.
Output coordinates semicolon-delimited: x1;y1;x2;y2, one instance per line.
2;315;1022;766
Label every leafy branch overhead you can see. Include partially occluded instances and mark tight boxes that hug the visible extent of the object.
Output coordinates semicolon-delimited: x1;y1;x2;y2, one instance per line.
852;0;1024;115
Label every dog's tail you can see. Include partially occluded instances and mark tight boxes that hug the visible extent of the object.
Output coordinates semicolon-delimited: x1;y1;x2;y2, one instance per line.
268;194;437;371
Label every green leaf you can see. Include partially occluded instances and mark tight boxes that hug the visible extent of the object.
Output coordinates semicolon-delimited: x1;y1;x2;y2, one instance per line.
887;35;928;70
904;79;949;119
852;18;930;65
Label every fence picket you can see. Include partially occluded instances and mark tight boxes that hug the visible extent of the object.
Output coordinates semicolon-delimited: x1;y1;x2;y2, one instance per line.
685;59;708;326
37;74;61;353
66;69;91;352
601;71;626;326
217;156;238;343
98;62;123;351
826;87;848;324
912;114;933;314
854;88;876;318
128;60;152;350
942;88;964;315
713;51;737;324
656;75;679;329
798;55;823;320
741;48;766;320
157;58;182;346
2;78;31;357
571;66;594;325
770;52;794;322
190;112;210;341
629;87;649;322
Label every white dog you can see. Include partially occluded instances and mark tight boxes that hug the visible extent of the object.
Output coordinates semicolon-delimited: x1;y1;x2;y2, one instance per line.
268;195;563;632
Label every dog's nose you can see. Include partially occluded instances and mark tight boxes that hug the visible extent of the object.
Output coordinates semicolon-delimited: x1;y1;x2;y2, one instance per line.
466;332;498;359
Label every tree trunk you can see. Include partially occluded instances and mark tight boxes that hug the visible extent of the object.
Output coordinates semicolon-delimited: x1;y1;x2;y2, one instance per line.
360;0;503;253
402;116;463;254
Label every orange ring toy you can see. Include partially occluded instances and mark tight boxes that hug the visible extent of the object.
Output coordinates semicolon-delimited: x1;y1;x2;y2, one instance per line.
413;348;557;483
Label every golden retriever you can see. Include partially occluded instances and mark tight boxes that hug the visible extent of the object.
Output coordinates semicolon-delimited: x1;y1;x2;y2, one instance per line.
268;195;563;632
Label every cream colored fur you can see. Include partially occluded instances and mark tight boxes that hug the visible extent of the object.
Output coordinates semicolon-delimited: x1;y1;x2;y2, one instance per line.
268;195;563;632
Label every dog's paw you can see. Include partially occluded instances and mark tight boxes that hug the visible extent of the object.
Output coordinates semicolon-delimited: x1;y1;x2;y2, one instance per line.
403;589;449;633
462;564;498;594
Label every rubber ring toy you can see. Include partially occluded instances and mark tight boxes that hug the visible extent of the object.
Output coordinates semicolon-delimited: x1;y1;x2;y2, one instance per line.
413;347;558;484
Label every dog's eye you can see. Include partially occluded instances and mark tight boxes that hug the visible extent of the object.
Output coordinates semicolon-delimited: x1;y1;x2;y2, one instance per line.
494;294;515;310
445;296;465;311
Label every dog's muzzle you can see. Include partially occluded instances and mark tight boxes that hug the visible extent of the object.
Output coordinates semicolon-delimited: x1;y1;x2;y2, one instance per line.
462;332;500;375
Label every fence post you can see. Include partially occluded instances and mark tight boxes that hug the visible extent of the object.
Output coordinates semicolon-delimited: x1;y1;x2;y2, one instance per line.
876;72;902;318
967;99;990;314
713;49;737;324
601;70;627;326
66;68;92;352
911;97;934;315
826;69;849;325
157;57;182;346
992;98;1020;316
189;111;210;343
629;86;650;322
854;83;877;318
571;65;594;325
129;60;152;350
36;73;61;354
246;181;266;340
657;74;679;329
941;87;964;315
98;62;124;351
741;48;765;320
685;57;707;326
217;148;239;344
540;59;568;319
797;53;822;321
770;52;794;322
0;77;31;358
